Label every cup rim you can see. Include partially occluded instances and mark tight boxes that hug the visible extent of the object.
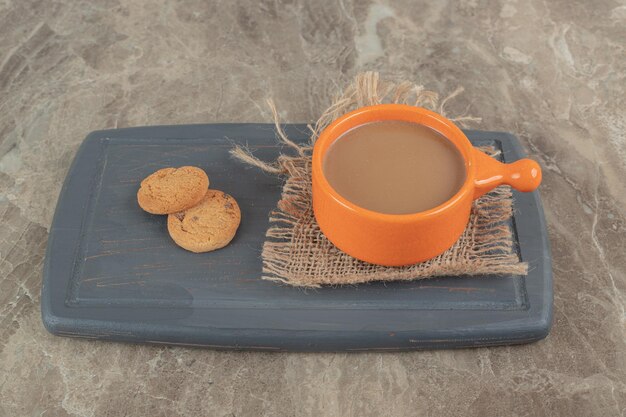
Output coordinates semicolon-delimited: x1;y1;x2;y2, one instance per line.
312;104;476;222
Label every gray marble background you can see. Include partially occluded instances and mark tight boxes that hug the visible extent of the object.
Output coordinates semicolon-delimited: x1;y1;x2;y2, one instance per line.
1;0;625;416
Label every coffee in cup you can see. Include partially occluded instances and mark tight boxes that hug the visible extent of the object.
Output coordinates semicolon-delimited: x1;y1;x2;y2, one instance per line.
322;120;466;215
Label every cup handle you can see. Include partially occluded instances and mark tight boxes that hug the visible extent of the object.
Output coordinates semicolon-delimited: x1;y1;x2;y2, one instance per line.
472;148;542;199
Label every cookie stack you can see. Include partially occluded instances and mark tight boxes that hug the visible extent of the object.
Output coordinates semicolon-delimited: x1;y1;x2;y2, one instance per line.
137;166;241;253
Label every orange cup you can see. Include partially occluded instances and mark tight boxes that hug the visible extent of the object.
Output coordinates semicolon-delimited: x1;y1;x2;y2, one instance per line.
312;104;542;266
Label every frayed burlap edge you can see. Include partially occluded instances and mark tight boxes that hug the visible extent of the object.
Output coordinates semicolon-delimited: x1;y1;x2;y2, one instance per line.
231;72;528;288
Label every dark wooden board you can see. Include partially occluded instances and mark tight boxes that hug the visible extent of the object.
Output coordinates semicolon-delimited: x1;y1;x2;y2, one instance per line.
41;124;552;351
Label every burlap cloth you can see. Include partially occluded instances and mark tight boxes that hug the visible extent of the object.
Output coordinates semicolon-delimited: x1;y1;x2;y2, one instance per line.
232;72;528;287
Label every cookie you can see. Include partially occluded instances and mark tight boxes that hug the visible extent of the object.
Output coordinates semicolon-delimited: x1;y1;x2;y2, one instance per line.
137;166;209;214
167;189;241;253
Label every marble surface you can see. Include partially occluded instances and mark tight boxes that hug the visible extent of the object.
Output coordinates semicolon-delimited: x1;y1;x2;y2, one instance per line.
1;0;625;415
